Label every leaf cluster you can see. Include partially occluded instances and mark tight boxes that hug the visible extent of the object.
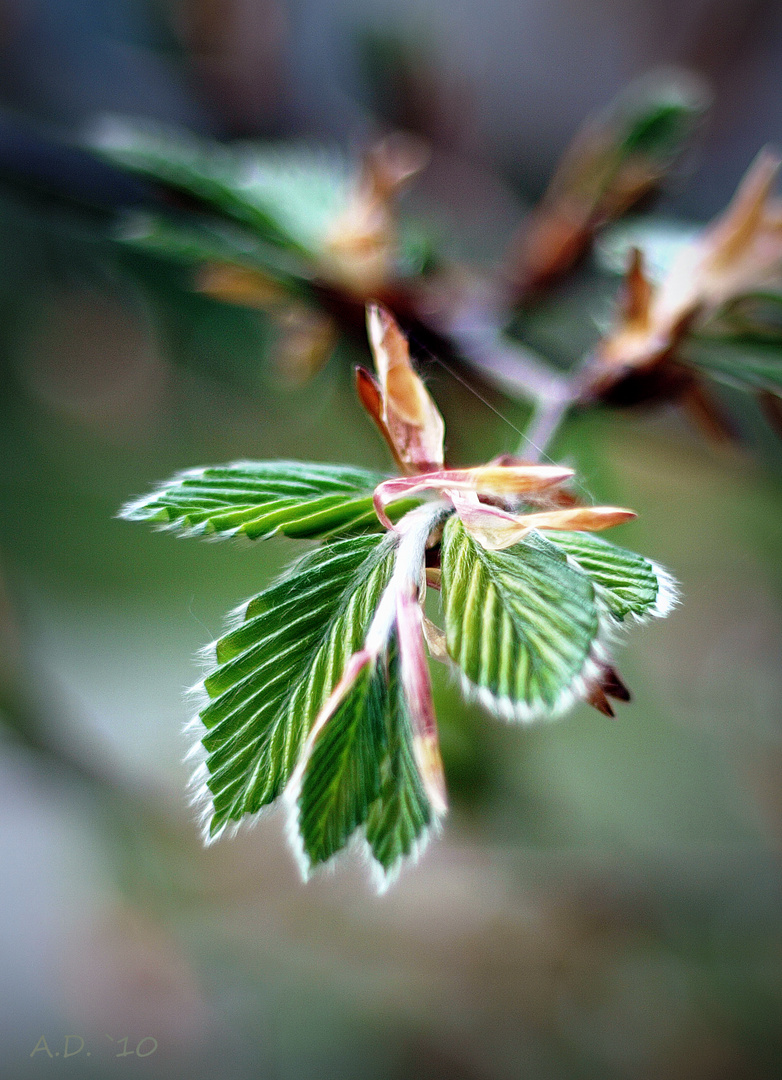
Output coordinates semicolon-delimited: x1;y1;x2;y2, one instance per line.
123;459;674;885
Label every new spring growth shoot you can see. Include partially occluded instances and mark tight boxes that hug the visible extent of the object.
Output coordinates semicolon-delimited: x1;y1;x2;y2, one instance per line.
121;305;678;889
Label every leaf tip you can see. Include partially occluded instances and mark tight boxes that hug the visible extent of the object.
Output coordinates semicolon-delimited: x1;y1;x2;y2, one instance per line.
364;814;443;895
649;561;681;617
117;493;153;522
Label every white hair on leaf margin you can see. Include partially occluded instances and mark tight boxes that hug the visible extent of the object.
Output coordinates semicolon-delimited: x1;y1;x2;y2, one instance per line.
281;760;444;894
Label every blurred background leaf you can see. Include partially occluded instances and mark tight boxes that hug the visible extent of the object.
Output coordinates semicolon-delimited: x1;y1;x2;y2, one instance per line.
0;2;782;1079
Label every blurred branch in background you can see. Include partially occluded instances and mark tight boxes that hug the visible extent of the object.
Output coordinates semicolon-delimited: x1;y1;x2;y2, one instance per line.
0;3;780;1078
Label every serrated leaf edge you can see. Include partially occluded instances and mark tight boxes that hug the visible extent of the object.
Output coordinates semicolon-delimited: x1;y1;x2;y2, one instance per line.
555;544;680;626
281;715;444;893
118;460;385;543
280;804;442;894
450;636;613;725
281;503;448;889
441;525;609;724
181;537;395;846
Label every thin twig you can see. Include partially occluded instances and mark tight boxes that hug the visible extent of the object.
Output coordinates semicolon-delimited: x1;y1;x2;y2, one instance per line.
427;292;570;405
421;287;601;462
522;386;578;460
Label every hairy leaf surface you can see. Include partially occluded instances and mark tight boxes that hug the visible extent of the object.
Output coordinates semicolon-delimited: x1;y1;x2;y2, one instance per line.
121;461;387;540
296;661;385;869
364;645;433;877
195;533;396;836
544;529;668;621
295;640;433;878
440;517;600;720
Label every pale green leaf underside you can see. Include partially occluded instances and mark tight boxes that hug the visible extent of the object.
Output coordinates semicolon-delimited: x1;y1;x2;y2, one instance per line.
297;641;432;876
197;533;396;835
121;461;386;541
544;529;661;621
440;518;600;720
92;119;352;256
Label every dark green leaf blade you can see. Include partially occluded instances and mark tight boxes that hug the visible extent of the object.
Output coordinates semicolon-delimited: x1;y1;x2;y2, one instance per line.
544;530;677;622
364;644;433;883
121;460;387;541
440;517;601;721
190;533;397;838
292;637;436;884
294;661;385;870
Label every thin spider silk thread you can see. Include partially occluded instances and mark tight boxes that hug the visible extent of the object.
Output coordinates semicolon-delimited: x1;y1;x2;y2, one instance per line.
407;333;594;504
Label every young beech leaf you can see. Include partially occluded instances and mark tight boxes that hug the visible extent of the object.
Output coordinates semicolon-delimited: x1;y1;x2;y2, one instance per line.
543;529;677;622
121;461;387;541
440;517;602;721
116;211;311;289
364;641;433;879
292;637;436;883
295;658;385;869
192;533;397;838
91;120;353;256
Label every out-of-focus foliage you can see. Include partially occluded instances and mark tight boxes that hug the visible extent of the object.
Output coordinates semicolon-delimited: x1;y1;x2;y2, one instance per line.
0;9;782;1078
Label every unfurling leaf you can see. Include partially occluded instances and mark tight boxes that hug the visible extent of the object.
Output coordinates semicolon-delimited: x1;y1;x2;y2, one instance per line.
589;150;782;396
508;69;708;292
289;637;436;885
122;307;679;889
120;461;386;541
295;658;386;869
91;119;354;257
364;651;434;880
439;517;677;722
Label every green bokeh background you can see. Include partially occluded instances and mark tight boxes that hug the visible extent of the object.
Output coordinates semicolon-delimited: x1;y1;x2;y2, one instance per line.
0;166;781;1080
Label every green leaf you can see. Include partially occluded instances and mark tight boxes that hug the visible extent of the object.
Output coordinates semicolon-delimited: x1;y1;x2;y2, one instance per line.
543;530;676;622
364;644;433;880
293;637;435;882
713;292;782;341
116;211;312;291
617;94;704;164
92;119;353;256
440;517;600;721
121;461;387;541
295;659;385;870
680;335;782;397
602;71;708;181
191;533;397;837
